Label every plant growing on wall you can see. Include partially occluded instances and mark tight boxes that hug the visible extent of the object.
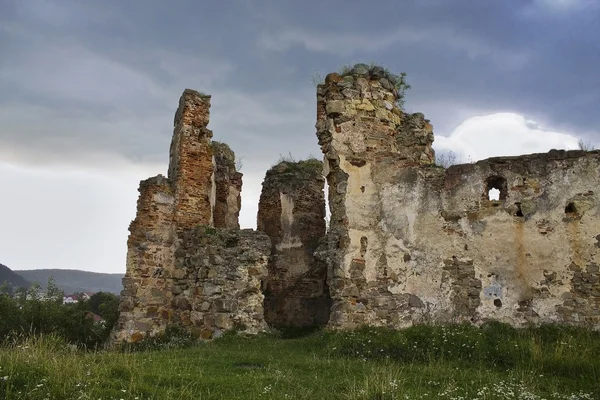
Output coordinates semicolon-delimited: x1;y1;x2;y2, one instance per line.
578;139;595;151
393;71;411;110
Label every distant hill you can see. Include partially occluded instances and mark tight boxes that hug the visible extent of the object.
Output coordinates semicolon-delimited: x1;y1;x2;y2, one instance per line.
15;269;124;295
0;263;30;289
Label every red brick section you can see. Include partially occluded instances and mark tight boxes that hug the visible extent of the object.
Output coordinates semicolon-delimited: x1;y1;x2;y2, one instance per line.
168;89;215;230
115;175;176;342
126;175;175;274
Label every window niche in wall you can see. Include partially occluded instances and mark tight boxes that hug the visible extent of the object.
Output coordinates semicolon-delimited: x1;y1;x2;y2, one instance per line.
484;176;508;204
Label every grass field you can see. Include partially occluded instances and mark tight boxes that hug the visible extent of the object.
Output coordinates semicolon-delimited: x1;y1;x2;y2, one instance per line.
0;323;599;399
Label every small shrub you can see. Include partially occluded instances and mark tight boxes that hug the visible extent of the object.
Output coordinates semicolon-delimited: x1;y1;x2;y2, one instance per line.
435;151;461;168
392;71;411;110
578;139;595;151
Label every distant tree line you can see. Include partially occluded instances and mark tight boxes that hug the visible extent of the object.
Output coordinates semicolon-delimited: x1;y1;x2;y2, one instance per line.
0;277;119;349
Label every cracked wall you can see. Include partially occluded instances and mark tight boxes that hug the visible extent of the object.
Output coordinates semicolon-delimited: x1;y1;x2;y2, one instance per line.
317;63;600;330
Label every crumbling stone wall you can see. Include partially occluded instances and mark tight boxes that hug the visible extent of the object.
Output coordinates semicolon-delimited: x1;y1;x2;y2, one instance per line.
114;90;269;343
257;159;330;327
212;141;242;230
117;175;176;343
317;63;600;330
117;64;600;343
170;226;270;339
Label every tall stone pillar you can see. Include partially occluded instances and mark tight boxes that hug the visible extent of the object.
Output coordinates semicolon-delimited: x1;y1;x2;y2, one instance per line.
315;64;435;328
257;159;330;327
212;141;242;230
168;89;216;230
114;175;176;343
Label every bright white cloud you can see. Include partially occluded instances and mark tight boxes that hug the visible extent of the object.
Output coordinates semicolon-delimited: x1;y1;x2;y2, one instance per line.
433;112;582;163
0;164;148;274
0;161;267;274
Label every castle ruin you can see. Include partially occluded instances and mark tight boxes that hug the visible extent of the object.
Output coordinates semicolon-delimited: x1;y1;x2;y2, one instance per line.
113;64;600;342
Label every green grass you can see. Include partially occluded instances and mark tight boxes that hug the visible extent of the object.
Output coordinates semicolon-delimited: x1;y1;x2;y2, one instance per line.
1;323;599;399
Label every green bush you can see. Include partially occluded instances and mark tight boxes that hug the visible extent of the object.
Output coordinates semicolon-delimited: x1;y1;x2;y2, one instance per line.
0;281;120;349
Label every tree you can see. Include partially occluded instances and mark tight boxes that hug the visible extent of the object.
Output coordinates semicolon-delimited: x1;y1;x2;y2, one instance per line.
0;281;13;297
89;292;120;331
45;276;64;303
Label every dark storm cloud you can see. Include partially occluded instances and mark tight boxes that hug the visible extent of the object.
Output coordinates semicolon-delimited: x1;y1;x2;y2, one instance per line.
1;0;598;167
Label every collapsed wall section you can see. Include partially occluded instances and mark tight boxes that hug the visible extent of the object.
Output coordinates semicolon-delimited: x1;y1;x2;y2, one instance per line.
257;159;330;327
317;63;600;330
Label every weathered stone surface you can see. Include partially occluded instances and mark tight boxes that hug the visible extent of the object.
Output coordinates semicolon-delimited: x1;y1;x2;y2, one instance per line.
212;141;242;229
257;159;331;327
116;64;600;343
168;89;216;230
172;226;271;335
317;63;600;330
113;90;269;344
113;175;177;342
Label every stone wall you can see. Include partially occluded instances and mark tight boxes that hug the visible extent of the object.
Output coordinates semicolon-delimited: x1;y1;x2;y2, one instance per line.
170;226;270;339
116;175;176;342
317;63;600;330
212;141;242;230
117;65;600;343
257;160;330;327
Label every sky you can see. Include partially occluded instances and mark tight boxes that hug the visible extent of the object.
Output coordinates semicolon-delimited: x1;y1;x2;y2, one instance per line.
0;0;599;273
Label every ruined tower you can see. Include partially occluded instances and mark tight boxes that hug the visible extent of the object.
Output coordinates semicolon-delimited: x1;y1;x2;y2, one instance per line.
114;90;269;343
257;159;330;327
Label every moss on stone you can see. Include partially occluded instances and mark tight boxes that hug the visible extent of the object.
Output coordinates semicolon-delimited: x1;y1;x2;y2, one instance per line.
211;141;237;171
269;158;323;180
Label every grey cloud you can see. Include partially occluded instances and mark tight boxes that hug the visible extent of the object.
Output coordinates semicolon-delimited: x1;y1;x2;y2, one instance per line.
1;0;599;170
3;0;600;273
257;26;531;71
